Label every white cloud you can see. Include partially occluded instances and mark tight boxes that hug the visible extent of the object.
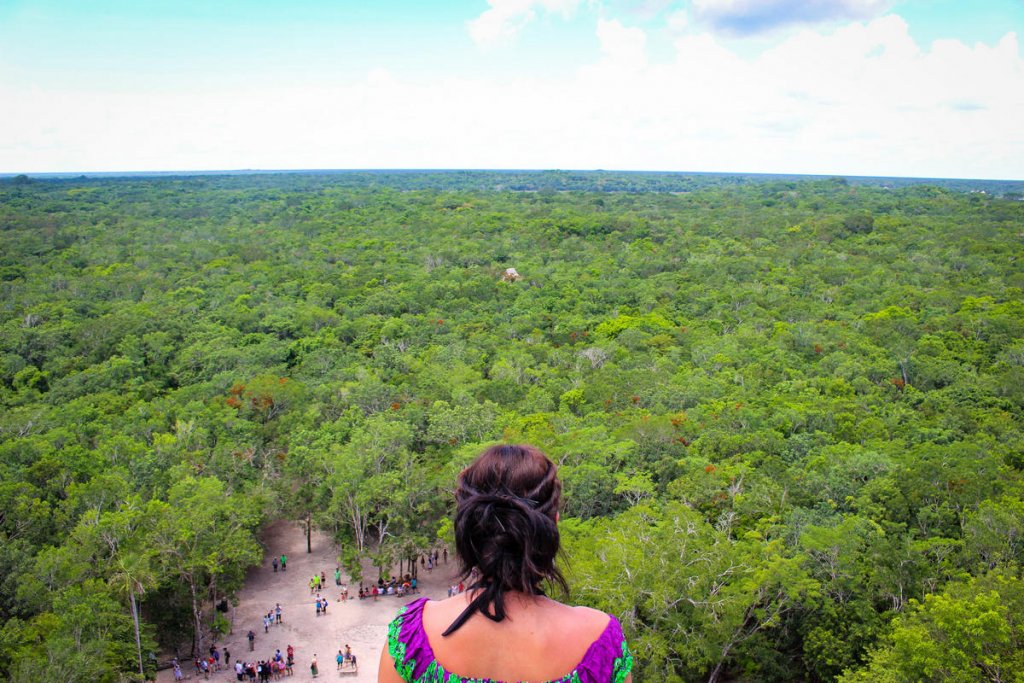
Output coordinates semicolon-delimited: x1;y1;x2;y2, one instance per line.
667;9;689;33
467;0;582;48
2;16;1023;179
595;18;647;69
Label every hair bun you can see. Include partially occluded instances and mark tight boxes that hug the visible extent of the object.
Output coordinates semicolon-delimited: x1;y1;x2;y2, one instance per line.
443;444;568;637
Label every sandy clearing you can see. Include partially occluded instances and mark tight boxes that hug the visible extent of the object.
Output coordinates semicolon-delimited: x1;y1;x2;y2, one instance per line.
157;520;458;683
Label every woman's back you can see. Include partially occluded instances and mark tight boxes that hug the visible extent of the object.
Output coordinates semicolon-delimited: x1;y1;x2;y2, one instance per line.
378;444;633;683
382;594;632;683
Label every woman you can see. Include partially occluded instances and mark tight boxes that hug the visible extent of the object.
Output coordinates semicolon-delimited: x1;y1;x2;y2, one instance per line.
379;444;633;683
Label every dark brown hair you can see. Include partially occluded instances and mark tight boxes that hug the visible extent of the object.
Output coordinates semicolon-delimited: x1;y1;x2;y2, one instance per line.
442;443;568;636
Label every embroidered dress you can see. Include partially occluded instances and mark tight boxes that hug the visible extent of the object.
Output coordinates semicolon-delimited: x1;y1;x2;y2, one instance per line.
387;597;633;683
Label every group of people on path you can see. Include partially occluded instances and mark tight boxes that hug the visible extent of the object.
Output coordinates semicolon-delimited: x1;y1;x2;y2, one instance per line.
178;540;434;682
421;548;447;573
231;645;295;681
259;603;284;633
335;644;357;671
359;575;419;600
172;644;233;680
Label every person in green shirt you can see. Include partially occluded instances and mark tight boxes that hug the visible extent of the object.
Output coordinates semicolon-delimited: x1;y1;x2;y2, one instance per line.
281;554;287;571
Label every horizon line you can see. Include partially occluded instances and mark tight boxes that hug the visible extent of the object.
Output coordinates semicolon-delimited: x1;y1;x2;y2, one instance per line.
4;168;1023;183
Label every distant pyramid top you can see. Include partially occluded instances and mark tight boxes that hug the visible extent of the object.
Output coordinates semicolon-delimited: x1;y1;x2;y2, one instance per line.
502;268;522;282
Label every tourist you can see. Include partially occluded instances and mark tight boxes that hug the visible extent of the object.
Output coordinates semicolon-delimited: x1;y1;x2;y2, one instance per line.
275;602;282;624
172;658;183;682
280;554;287;571
310;654;319;678
335;566;341;586
247;629;255;651
224;646;231;666
272;556;278;572
336;650;344;670
378;444;634;683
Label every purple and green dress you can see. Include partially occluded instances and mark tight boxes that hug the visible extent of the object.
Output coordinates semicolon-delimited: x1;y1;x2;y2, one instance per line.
387;597;634;683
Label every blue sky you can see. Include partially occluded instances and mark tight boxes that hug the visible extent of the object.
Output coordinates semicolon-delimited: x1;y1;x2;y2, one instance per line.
1;0;1022;178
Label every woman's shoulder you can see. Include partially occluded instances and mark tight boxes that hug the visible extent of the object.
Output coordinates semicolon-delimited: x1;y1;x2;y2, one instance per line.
542;601;616;639
388;596;632;683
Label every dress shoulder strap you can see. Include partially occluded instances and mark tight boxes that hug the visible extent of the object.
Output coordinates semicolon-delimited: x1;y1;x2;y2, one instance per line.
576;613;634;683
387;598;432;682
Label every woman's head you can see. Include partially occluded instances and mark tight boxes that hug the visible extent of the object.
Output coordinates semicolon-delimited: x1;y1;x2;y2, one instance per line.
445;444;567;635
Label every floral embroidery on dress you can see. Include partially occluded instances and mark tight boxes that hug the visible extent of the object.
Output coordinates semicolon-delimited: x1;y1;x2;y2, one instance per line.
388;605;416;680
611;639;634;683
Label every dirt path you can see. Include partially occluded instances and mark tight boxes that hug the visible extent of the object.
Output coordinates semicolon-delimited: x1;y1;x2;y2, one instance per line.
157;520;458;683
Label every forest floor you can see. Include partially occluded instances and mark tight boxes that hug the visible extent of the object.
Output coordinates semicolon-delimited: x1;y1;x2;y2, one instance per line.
156;520;459;683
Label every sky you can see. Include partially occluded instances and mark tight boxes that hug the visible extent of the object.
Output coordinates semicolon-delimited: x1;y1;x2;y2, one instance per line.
1;0;1022;179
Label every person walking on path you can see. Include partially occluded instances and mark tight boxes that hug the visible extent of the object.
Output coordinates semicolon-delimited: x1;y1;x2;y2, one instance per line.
247;629;255;651
275;602;282;624
335;567;341;586
280;554;287;571
310;654;319;678
223;647;230;667
272;556;278;572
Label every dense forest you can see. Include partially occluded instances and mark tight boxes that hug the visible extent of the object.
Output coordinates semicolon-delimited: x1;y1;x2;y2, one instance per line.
1;172;1022;682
